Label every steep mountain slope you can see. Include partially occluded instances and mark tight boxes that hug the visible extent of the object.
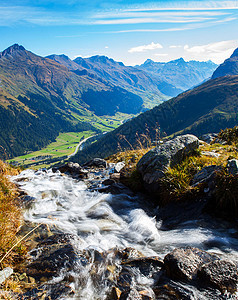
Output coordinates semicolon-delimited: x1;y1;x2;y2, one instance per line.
137;58;217;92
72;75;238;163
47;54;170;109
0;44;143;158
212;48;238;79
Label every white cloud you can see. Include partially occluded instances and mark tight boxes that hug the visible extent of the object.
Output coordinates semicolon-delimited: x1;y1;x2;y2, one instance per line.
184;40;238;63
128;42;163;53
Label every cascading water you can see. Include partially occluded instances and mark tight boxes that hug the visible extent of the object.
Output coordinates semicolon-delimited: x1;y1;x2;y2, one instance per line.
12;168;238;299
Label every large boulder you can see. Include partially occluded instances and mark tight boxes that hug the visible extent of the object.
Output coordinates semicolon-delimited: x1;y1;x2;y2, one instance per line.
137;135;199;192
83;158;108;169
163;247;219;281
57;162;88;178
198;260;238;293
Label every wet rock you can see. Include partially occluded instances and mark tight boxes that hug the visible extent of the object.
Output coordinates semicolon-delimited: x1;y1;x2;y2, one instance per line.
57;162;88;178
120;288;143;299
39;233;76;246
154;280;199;300
137;134;199;192
117;268;133;291
116;247;144;260
102;178;115;186
198;260;238;293
227;159;238;175
23;283;74;300
84;158;108;168
107;286;122;300
122;256;163;277
114;162;126;173
98;182;134;195
164;247;219;281
24;233;87;282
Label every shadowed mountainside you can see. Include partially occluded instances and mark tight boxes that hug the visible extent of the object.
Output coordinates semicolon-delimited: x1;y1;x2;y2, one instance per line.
72;75;238;164
212;48;238;79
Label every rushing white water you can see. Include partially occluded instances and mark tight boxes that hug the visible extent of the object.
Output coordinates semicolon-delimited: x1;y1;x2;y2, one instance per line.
13;168;238;299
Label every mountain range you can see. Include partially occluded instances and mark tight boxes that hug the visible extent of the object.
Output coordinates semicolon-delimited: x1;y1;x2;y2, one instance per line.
137;58;217;93
48;54;217;100
0;44;142;158
0;44;222;159
72;49;238;164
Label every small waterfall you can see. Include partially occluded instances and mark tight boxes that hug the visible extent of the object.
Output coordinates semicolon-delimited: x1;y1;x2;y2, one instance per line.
13;169;238;299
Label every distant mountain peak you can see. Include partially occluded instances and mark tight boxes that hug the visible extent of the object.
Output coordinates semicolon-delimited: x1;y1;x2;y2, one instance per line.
47;54;71;61
87;55;124;66
171;57;185;64
144;59;154;64
1;44;26;57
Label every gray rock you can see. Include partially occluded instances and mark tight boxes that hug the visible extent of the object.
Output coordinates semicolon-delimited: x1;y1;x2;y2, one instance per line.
137;134;199;191
114;162;125;173
200;133;217;144
84;158;108;168
198;260;238;293
192;165;221;187
164;247;219;281
227;159;238;175
57;162;88;178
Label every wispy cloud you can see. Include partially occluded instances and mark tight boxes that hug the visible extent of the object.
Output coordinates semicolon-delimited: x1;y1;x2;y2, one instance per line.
105;16;236;33
93;17;213;25
122;1;238;11
128;42;163;53
183;40;238;63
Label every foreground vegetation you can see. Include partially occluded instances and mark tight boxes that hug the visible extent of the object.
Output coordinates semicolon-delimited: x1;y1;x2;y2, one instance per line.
0;161;25;267
108;127;238;218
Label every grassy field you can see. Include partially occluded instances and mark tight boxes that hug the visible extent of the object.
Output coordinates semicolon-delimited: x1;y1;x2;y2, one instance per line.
8;112;135;169
8;131;95;168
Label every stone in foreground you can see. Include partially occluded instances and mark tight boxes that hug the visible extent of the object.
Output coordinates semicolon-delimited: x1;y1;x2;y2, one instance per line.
198;260;238;293
137;134;199;192
164;247;218;281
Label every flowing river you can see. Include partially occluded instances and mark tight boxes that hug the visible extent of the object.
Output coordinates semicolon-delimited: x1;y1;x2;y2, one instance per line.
12;168;238;299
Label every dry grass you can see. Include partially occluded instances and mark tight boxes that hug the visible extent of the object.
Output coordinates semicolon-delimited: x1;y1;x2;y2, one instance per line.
0;160;26;267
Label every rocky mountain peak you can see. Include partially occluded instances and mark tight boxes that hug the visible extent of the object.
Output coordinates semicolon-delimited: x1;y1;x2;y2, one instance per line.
1;44;26;57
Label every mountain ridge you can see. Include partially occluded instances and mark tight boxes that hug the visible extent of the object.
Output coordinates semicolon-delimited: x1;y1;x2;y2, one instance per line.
0;44;143;158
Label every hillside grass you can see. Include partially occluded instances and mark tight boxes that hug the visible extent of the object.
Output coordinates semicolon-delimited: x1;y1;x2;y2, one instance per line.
0;161;26;268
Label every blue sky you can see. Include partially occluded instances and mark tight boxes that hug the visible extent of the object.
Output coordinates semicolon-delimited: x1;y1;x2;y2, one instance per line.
0;0;238;65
